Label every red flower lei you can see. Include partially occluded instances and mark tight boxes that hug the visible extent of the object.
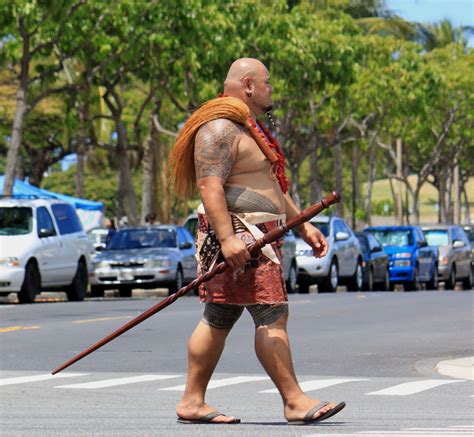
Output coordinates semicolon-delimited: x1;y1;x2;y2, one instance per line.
246;116;289;194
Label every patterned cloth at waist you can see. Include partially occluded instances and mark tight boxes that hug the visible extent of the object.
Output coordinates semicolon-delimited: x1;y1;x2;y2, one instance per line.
196;209;288;305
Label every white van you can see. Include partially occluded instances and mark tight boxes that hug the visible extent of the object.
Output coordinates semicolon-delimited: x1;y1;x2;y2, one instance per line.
0;197;93;303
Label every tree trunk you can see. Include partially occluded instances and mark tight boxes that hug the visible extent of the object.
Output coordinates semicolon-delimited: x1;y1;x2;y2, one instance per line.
289;162;301;209
115;117;138;226
76;104;86;198
351;144;361;229
413;187;421;225
333;141;343;217
438;171;447;224
364;136;377;227
445;167;452;225
141;126;155;224
155;128;171;223
309;151;323;204
396;139;403;225
453;158;460;225
462;183;471;224
4;18;29;195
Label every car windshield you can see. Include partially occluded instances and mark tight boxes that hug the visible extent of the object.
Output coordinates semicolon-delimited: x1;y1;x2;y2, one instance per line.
294;222;329;238
106;229;177;250
0;207;33;235
368;230;413;247
423;230;449;246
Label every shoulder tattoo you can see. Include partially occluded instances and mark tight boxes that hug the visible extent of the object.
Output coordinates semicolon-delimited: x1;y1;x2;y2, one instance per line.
194;119;243;180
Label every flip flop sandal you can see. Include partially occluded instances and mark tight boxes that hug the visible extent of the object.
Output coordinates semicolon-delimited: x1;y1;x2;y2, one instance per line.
177;411;241;424
287;401;346;426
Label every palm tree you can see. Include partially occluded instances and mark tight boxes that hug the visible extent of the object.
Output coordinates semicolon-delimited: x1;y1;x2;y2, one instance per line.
418;19;473;51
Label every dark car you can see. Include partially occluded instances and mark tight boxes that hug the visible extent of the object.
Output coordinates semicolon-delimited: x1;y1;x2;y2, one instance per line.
90;225;197;297
355;232;390;291
364;226;438;291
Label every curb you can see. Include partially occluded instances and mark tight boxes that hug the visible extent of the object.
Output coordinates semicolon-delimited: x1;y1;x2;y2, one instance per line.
436;357;474;380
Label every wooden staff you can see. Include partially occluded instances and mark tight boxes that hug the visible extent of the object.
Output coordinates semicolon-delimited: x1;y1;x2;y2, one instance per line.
52;191;341;375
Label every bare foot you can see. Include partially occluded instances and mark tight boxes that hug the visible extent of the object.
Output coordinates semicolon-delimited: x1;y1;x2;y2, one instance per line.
176;402;239;423
284;394;338;421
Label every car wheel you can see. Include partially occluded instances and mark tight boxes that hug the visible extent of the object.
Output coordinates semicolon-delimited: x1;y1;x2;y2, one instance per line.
90;285;105;298
379;268;390;291
118;286;133;298
168;268;183;295
18;261;41;304
347;260;363;292
320;259;338;293
445;265;456;290
426;264;438;290
363;268;374;292
66;260;88;301
286;263;298;294
461;268;472;290
405;266;420;291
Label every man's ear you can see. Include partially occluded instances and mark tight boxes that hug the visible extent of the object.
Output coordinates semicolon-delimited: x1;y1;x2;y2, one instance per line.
243;76;253;96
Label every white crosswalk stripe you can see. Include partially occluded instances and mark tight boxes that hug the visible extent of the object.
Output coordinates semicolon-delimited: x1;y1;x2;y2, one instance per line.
159;375;270;391
0;372;89;386
261;378;369;393
306;426;474;436
56;374;181;389
366;379;465;396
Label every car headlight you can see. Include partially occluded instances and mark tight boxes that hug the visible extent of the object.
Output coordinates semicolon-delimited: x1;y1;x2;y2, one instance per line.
394;260;411;267
0;257;20;267
394;252;411;258
439;256;449;265
93;261;110;269
145;259;172;268
296;249;313;257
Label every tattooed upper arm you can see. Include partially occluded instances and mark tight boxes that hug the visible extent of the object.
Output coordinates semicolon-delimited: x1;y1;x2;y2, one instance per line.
194;119;243;181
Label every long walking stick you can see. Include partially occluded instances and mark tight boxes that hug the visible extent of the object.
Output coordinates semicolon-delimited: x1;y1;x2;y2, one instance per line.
52;191;341;375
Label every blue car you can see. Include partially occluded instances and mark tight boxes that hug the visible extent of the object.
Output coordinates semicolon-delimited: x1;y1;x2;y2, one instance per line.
364;226;438;291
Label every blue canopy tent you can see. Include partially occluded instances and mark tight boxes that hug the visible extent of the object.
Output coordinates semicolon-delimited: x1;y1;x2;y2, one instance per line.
0;175;104;231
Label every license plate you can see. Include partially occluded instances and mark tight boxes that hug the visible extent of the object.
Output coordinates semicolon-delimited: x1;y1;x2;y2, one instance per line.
118;272;134;281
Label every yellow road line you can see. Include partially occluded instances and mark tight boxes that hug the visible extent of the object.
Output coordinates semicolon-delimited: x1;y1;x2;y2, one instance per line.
72;316;132;324
0;326;41;333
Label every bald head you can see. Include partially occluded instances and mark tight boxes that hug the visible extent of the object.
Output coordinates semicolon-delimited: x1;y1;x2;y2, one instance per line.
223;58;273;117
225;58;266;86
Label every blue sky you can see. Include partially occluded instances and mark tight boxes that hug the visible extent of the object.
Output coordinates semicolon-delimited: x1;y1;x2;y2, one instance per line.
386;0;474;46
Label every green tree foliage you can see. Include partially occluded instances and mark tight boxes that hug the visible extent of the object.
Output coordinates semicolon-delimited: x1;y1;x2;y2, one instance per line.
1;0;472;226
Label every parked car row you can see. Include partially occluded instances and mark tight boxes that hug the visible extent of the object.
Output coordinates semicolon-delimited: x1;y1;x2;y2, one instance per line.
296;219;472;293
1;196;471;304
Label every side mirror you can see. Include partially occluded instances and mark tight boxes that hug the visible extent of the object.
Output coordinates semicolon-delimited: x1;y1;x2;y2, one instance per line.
95;245;104;252
453;240;465;249
179;242;193;250
371;246;382;253
39;228;55;238
418;240;428;248
335;231;350;241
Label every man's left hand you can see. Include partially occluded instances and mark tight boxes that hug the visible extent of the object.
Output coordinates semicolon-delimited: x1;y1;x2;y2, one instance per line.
299;222;328;258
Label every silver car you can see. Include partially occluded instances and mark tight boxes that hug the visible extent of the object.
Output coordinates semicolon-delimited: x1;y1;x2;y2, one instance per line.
182;214;299;293
90;226;197;297
422;225;472;290
296;216;363;293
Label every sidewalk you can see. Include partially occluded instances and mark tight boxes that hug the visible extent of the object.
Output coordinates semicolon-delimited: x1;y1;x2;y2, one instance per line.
436;357;474;380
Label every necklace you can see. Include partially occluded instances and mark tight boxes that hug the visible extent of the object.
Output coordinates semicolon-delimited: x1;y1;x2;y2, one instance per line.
245;115;289;194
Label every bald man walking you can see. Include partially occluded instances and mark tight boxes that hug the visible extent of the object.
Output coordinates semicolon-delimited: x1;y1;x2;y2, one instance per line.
170;58;345;425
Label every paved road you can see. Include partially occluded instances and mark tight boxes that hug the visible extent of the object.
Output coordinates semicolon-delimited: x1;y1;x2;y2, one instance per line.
1;290;473;436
